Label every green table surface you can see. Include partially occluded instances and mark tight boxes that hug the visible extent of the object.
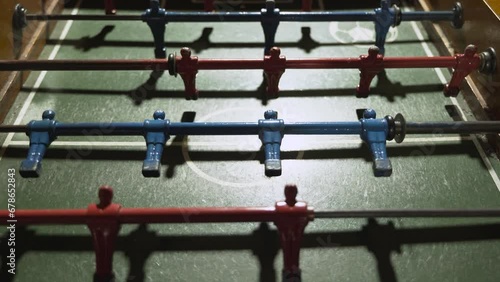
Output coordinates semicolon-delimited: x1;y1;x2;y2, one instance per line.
1;2;500;282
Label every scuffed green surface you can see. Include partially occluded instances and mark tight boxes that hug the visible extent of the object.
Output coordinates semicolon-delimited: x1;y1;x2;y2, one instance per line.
1;4;500;282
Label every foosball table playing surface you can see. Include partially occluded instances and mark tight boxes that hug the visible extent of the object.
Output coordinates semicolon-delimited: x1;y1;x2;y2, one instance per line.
2;0;500;281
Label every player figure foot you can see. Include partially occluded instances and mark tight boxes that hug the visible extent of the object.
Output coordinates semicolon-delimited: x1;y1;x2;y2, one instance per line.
265;159;282;176
142;160;161;177
19;160;42;178
373;159;392;177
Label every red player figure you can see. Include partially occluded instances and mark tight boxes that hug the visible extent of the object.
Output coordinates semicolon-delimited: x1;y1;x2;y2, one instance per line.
357;46;384;98
177;48;200;100
87;186;121;281
264;47;286;98
104;0;116;15
205;0;215;11
274;185;310;281
302;0;312;11
444;45;481;97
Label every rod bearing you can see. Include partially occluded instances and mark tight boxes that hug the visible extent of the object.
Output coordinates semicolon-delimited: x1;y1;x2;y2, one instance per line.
394;113;406;143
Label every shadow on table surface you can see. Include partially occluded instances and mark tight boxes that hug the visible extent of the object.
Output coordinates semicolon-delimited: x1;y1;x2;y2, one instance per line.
4;139;480;179
1;219;499;282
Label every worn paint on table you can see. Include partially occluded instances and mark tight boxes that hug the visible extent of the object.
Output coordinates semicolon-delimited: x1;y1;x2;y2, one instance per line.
1;6;500;282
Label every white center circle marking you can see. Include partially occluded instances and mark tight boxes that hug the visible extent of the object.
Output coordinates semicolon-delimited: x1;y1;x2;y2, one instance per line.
329;22;398;48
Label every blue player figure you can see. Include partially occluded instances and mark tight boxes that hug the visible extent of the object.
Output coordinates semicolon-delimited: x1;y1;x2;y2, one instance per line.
261;0;280;55
142;110;170;177
374;0;399;55
20;110;57;177
259;110;285;176
143;0;167;59
360;109;392;177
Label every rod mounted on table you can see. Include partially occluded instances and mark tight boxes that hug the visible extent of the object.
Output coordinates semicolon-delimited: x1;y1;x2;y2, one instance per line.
166;45;496;99
1;184;500;281
0;46;495;99
0;184;311;281
13;0;464;58
2;109;500;178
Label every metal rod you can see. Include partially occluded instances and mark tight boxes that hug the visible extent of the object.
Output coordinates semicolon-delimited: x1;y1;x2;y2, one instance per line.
23;11;376;23
23;10;455;23
26;14;142;21
22;12;364;23
314;209;500;218
162;11;377;22
168;123;261;135
54;123;146;135
197;59;264;70
0;60;166;71
0;207;309;225
0;122;364;136
278;11;375;22
2;208;500;225
382;57;456;69
0;125;27;133
2;121;500;136
406;122;500;134
161;12;262;22
0;56;459;72
401;11;454;22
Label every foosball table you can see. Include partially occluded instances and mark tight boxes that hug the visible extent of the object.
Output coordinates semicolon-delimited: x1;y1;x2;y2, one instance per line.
1;0;500;281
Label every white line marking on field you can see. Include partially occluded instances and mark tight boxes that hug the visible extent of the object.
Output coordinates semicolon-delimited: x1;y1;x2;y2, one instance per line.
408;14;500;191
0;4;81;162
8;136;471;148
